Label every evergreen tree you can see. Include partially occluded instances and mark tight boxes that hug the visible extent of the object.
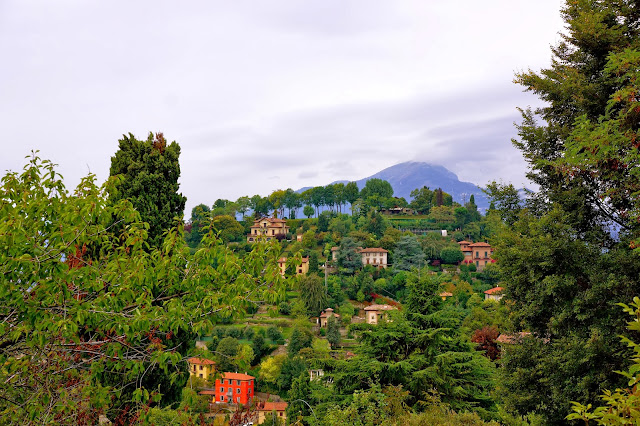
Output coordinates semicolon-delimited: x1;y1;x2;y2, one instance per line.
109;132;186;249
393;235;426;271
336;237;362;274
495;1;640;421
326;315;341;349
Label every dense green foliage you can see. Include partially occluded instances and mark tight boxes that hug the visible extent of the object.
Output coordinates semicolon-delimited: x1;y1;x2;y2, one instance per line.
0;156;285;424
109;132;186;249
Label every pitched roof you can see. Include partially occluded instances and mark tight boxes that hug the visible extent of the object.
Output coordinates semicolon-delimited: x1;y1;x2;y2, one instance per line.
364;304;396;311
259;402;288;412
359;247;388;253
469;242;491;247
495;332;531;344
187;357;215;366
439;292;453;297
484;286;504;295
219;372;255;381
319;308;340;318
199;389;216;395
458;240;472;245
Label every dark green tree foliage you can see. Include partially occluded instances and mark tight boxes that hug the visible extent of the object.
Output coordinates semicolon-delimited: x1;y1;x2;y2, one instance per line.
336;237;362;274
303;205;315;219
186;203;210;248
326;315;341;349
440;247;465;264
493;1;640;422
215;337;240;372
299;274;328;315
483;181;522;226
409;186;433;214
363;211;388;238
360;178;393;210
109;132;186;249
308;251;319;274
288;328;313;355
393;235;426;271
287;373;312;419
325;274;495;416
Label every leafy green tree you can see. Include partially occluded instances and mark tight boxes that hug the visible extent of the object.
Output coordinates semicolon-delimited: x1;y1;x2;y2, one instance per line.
344;182;360;214
303;205;315;219
298;274;328;315
109;132;187;249
215;337;240;372
186;203;210;248
361;178;393;200
440;247;464;264
483;181;522;225
0;156;285;424
336;237;362;274
308;251;319;274
287;373;312;419
410;186;433;214
326;315;341;349
235;195;251;219
211;214;245;243
288;328;313;355
393;235;426;271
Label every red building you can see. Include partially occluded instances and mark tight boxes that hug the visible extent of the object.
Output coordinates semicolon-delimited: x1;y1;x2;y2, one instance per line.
214;372;255;405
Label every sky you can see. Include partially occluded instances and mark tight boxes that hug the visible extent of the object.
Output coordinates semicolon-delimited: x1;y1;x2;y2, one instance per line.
0;1;565;216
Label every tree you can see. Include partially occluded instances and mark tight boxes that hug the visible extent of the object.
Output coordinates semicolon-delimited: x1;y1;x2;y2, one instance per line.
287;373;312;419
326;315;341;349
440;247;464;264
336;237;362;274
303;205;315;219
186;203;210;248
298;274;328;315
211;215;245;243
393;235;426;271
0;156;286;423
109;132;186;249
344;182;360;214
235;196;251;219
483;181;522;226
410;186;433;214
215;337;240;372
288;329;313;355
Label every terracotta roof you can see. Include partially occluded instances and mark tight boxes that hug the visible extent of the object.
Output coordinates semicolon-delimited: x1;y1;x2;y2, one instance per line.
319;308;340;318
219;372;255;381
469;242;491;247
495;332;531;344
359;247;388;253
331;247;339;251
259;402;288;412
484;287;504;295
188;357;216;366
364;304;396;311
458;240;472;245
199;389;216;395
277;258;287;263
439;292;453;297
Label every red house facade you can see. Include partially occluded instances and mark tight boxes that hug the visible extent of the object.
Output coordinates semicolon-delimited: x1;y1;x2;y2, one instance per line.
214;372;255;405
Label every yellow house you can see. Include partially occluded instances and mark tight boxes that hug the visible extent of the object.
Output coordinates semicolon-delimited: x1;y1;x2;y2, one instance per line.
187;357;215;381
277;257;309;277
247;217;290;242
257;402;288;424
364;304;396;324
319;308;340;327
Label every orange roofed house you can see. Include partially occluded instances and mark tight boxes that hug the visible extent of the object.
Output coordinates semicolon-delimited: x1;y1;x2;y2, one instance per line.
257;401;288;424
458;240;494;271
187;357;215;381
364;304;396;324
247;217;290;242
212;372;255;405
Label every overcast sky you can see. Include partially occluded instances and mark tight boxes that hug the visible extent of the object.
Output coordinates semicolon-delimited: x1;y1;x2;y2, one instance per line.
0;1;565;215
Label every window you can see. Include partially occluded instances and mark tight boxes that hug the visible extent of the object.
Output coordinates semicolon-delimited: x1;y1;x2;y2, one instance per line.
237;380;241;385
476;261;479;267
484;251;488;258
220;395;224;402
236;388;240;394
475;251;479;258
192;365;196;372
199;365;203;370
199;374;203;378
220;387;224;393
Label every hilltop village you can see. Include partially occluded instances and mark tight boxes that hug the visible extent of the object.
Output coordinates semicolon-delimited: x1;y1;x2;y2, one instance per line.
175;179;509;424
